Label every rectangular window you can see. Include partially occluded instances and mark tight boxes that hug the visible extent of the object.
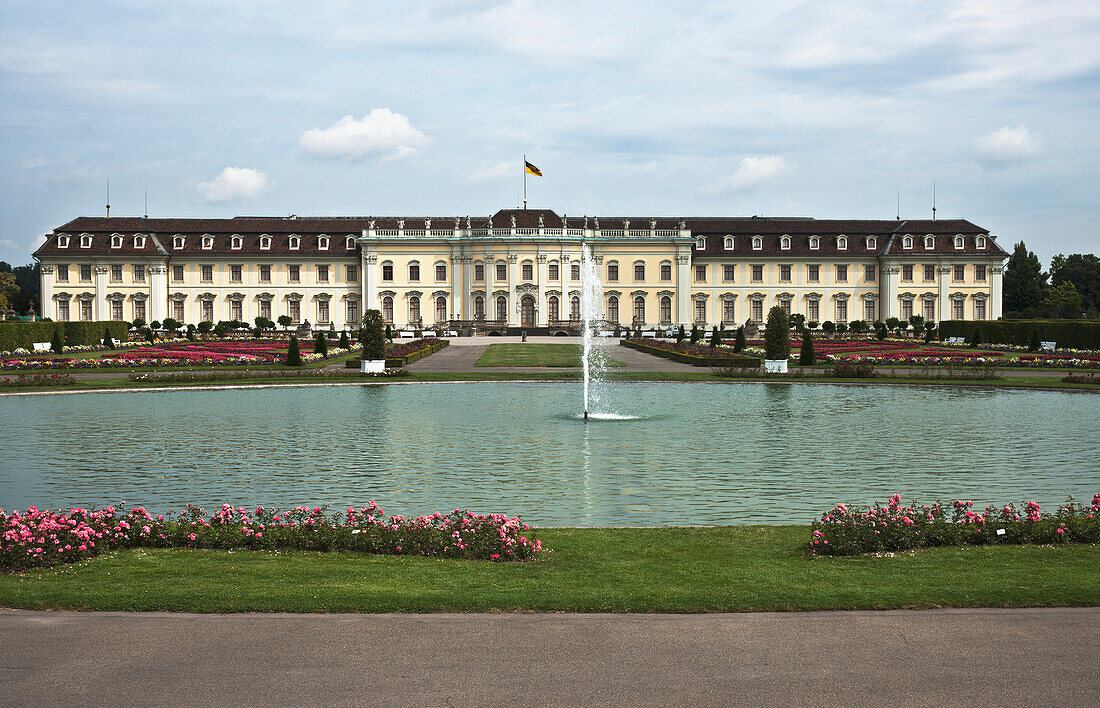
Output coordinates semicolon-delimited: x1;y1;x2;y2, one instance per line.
723;299;735;322
474;263;485;281
522;263;533;280
133;265;145;283
695;265;707;283
638;264;648;281
346;300;358;324
110;265;123;283
111;300;123;320
259;300;271;320
953;265;965;282
231;300;243;321
780;299;791;315
723;265;735;283
952;300;964;320
923;299;935;321
836;300;847;322
780;265;791;283
80;265;92;282
289;265;300;283
496;263;507;281
201;265;213;283
318;300;329;323
902;264;913;282
318;265;330;283
901;299;913;321
751;265;763;283
607;264;618;282
864;299;876;322
694;299;706;322
57;300;69;321
230;265;242;283
751;300;763;321
836;265;848;282
924;265;936;282
571;263;580;281
408;264;419;282
658;263;669;281
347;265;358;283
864;265;876;282
289;300;300;323
201;300;214;322
808;300;819;322
134;299;146;322
172;300;184;321
173;265;184;282
382;264;394;281
80;300;92;321
436;264;447;281
259;265;271;283
807;265;819;283
57;265;69;282
548;263;559;280
975;264;986;282
975;300;986;320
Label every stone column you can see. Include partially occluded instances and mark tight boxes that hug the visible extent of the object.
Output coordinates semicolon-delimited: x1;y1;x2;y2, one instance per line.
149;265;168;323
485;249;495;321
461;252;473;322
882;265;899;320
507;253;518;326
450;251;462;323
363;253;377;317
39;265;54;318
94;265;108;320
675;251;691;324
937;266;951;321
536;254;548;326
990;265;1004;319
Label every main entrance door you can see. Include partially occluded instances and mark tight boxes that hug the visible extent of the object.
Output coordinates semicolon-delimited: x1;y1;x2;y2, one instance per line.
521;296;536;327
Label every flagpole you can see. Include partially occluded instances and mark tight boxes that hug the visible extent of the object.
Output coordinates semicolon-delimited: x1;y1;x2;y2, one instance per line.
523;153;527;210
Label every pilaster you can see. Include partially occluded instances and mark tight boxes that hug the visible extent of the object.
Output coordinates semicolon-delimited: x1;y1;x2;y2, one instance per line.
507;253;518;326
675;250;691;325
536;253;548;326
94;266;108;320
937;266;951;321
148;265;168;323
39;265;54;317
990;265;1004;319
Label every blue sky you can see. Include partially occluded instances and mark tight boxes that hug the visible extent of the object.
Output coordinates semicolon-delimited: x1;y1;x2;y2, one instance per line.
2;0;1097;267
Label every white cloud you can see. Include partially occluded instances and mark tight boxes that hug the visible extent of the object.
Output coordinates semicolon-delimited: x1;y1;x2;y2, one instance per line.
974;125;1048;167
32;233;49;250
463;160;514;183
298;109;431;160
196;167;268;202
701;156;792;194
0;239;18;249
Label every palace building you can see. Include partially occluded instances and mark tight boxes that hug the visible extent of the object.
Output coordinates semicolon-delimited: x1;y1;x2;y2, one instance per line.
33;208;1007;332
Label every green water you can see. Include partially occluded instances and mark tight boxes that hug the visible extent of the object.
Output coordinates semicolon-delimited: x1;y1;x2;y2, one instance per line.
1;382;1096;525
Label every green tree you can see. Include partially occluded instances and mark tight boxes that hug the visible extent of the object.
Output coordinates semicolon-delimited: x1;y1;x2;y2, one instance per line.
285;335;303;366
734;326;746;352
385;324;393;341
131;317;146;330
197;320;213;334
50;329;63;353
161;317;181;333
875;323;887;340
254;316;274;331
1049;253;1100;313
143;327;155;344
710;325;721;347
339;331;350;349
277;315;292;330
970;324;984;348
1040;281;1084;319
1029;328;1041;351
1003;241;1048;315
789;313;806;331
689;324;700;344
908;314;924;333
849;320;868;334
676;324;685;343
885;316;900;331
360;309;387;361
102;326;114;349
822;320;836;335
799;330;816;365
0;271;18;310
314;332;328;357
764;306;791;360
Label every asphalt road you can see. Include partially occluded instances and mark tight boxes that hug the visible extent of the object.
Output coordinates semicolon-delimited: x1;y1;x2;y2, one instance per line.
2;607;1096;706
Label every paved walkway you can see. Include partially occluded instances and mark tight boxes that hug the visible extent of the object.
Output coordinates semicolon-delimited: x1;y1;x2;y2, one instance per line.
1;607;1096;706
406;336;698;373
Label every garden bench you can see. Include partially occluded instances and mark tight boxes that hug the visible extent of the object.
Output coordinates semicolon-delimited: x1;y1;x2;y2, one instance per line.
598;330;614;337
1041;341;1056;351
32;342;51;352
946;337;965;345
398;331;416;338
641;331;657;338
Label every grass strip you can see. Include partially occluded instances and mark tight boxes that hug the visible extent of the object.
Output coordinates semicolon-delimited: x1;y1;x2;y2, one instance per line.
2;527;1096;613
475;343;623;368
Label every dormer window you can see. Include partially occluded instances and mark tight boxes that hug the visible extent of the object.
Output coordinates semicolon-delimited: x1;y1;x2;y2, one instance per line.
345;236;355;249
288;235;300;250
780;235;791;250
752;236;762;250
723;235;734;250
902;235;913;249
57;235;70;248
80;235;92;248
173;236;185;249
231;235;242;250
696;236;705;249
110;234;123;248
260;235;271;250
925;235;934;249
201;235;214;250
866;236;877;249
837;236;847;250
134;236;146;249
809;235;820;250
318;235;329;250
954;235;964;249
976;235;986;249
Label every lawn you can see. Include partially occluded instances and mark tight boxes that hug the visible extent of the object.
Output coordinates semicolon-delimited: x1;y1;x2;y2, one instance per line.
1;527;1096;613
475;343;624;367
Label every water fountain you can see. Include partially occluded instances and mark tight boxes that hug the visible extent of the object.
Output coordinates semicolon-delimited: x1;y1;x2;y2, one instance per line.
580;242;603;420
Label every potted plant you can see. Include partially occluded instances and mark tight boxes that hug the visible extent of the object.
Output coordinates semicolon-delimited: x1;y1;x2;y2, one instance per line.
763;305;790;373
360;309;387;373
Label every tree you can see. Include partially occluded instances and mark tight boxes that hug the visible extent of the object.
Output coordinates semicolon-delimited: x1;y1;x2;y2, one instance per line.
764;306;791;361
143;327;155;344
1049;253;1100;313
970;324;984;348
1040;281;1084;319
676;324;685;343
924;321;937;343
385;324;393;341
710;325;721;347
339;331;350;349
896;320;909;336
1029;328;1041;351
277;315;292;330
806;320;819;330
908;314;924;333
849;320;868;334
360;309;387;361
285;335;303;366
0;271;19;310
822;320;836;335
314;332;328;357
1003;241;1048;315
875;323;887;340
799;330;816;365
131;317;146;330
254;316;274;331
50;329;63;354
102;326;114;349
689;324;701;344
789;313;806;331
734;326;746;352
149;320;161;331
836;321;848;334
885;317;900;332
161;317;181;333
197;320;213;334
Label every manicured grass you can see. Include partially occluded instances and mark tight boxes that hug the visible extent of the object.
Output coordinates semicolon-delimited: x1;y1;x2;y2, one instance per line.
1;527;1096;613
476;343;624;367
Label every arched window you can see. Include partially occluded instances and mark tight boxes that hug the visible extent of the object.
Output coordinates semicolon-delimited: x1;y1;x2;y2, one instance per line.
809;236;820;250
752;236;762;250
607;296;619;323
111;234;122;248
925;235;934;249
837;236;847;250
134;236;146;248
954;235;964;249
408;296;421;324
696;236;706;249
57;235;70;248
660;296;672;323
976;235;986;249
346;236;356;249
318;236;329;250
435;296;447;323
548;296;559;321
288;235;300;250
866;236;877;249
902;236;913;249
382;296;394;323
634;296;647;323
173;236;184;249
495;296;508;321
724;235;734;250
474;295;485;320
80;235;92;248
570;296;580;320
231;235;242;250
780;235;791;250
260;235;271;250
202;235;214;249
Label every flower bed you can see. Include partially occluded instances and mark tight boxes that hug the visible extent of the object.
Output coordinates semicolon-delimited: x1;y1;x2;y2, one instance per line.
384;338;448;367
621;338;761;367
809;493;1100;556
0;373;77;388
0;502;543;571
0;340;361;370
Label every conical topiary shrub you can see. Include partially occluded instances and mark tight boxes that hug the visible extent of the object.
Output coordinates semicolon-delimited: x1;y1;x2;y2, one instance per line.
764;306;791;360
286;335;302;366
799;330;816;365
734;326;746;352
51;329;64;354
315;332;328;357
339;331;350;349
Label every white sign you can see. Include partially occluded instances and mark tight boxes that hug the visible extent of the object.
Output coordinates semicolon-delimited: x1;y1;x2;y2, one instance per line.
1040;341;1056;351
32;342;52;352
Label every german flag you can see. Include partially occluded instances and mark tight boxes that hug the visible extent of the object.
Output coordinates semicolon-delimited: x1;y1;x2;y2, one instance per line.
524;160;543;177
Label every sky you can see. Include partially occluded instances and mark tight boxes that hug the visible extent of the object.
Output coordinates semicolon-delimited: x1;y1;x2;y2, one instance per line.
2;0;1098;268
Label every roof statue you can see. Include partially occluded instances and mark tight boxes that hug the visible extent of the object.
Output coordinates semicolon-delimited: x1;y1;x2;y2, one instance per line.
425;218;431;230
650;219;657;230
466;215;472;229
511;215;516;228
398;219;404;230
623;219;630;230
368;219;375;230
538;214;544;228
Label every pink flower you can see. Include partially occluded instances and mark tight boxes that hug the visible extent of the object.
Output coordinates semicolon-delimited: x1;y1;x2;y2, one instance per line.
188;533;196;541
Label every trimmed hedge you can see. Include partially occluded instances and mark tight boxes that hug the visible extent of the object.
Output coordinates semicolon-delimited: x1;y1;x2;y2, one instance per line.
939;320;1100;349
621;338;761;367
0;321;128;351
